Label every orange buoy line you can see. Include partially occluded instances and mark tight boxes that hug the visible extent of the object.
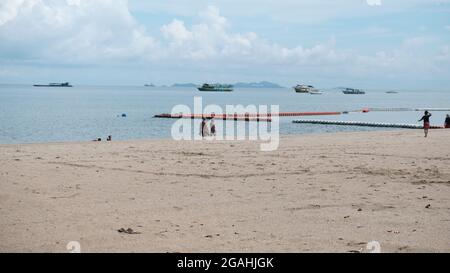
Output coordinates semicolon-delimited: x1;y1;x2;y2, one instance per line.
153;114;272;122
154;111;341;120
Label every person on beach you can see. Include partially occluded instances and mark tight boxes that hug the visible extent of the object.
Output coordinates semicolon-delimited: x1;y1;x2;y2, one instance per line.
210;118;216;136
203;118;210;137
200;118;206;138
418;111;432;137
445;114;450;129
200;118;209;138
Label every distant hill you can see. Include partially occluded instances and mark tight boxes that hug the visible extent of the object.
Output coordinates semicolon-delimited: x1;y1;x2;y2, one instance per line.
234;81;284;88
171;83;197;88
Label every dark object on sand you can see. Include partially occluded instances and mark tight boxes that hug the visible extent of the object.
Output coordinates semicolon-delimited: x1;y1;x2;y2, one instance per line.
118;228;141;234
107;135;112;141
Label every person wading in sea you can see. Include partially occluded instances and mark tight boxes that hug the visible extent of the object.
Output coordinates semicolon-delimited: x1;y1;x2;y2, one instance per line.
445;114;450;129
418;111;432;137
200;117;210;139
210;118;216;137
200;118;206;138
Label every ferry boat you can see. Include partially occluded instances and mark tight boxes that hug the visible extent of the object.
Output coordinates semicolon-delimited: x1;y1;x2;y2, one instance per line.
294;84;321;94
33;82;73;87
342;87;365;94
198;83;233;92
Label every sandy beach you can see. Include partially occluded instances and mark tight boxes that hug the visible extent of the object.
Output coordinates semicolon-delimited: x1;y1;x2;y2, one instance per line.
1;130;449;253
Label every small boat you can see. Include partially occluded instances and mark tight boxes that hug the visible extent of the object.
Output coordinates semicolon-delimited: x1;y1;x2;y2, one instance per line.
198;83;233;92
294;84;313;93
33;82;73;87
144;84;155;87
342;87;365;94
294;84;321;94
386;91;398;94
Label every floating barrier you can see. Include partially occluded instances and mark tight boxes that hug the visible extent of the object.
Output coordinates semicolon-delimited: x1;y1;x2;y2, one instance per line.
275;111;341;117
154;111;341;121
364;108;450;112
362;108;412;112
414;108;450;111
292;119;444;129
154;114;272;122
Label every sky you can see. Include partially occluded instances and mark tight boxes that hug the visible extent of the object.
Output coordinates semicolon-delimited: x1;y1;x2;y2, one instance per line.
0;0;449;89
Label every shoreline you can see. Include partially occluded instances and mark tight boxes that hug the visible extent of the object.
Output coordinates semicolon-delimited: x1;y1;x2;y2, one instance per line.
1;129;449;252
0;128;411;147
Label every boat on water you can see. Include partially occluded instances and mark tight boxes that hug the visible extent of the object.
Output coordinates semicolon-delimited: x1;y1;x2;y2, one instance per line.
33;82;73;87
342;87;365;94
294;84;321;94
386;91;398;94
198;83;233;92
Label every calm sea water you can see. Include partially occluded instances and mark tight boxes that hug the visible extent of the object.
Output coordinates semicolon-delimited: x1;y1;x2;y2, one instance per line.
0;84;449;144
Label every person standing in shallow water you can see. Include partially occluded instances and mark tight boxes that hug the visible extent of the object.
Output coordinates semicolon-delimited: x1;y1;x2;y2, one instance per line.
445;114;450;129
210;118;216;137
418;111;432;137
200;118;206;138
200;118;210;138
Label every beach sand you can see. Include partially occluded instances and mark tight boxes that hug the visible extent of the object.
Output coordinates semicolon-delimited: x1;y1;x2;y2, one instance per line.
1;130;449;253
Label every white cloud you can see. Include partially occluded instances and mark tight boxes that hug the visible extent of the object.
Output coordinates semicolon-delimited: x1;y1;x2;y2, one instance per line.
0;0;26;26
0;0;160;62
161;20;193;42
157;5;347;66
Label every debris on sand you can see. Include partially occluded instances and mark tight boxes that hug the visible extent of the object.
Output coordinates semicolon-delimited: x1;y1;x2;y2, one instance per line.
118;228;141;234
387;230;400;234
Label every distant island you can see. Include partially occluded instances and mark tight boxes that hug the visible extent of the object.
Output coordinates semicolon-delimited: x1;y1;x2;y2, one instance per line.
169;81;284;88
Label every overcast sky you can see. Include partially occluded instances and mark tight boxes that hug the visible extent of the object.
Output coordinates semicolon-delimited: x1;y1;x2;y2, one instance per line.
0;0;449;89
